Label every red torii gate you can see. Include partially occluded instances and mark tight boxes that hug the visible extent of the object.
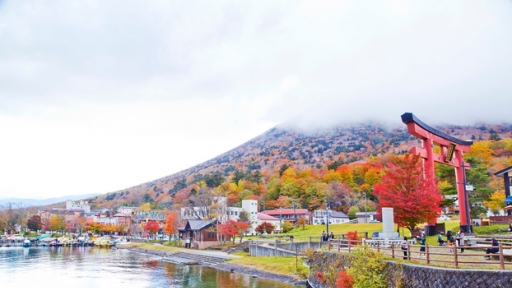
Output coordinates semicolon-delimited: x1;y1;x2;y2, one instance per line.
401;113;473;234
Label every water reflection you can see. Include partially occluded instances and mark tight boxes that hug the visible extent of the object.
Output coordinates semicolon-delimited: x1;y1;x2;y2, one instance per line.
0;247;294;288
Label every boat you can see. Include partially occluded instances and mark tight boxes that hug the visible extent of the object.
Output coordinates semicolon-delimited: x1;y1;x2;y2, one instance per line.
113;237;130;245
36;234;52;240
94;236;114;247
23;239;31;247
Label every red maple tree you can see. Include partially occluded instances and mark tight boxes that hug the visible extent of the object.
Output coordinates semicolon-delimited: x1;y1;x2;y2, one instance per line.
218;220;249;244
255;221;275;234
373;154;442;234
144;221;160;238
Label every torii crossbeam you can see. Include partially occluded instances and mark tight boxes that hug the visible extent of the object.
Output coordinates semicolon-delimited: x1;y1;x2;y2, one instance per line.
401;113;473;233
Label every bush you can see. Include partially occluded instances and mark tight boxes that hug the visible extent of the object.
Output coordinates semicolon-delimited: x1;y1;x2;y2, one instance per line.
473;224;509;235
282;221;294;233
346;246;387;288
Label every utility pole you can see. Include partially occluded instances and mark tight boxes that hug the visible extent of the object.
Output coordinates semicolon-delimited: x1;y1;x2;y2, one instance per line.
293;202;297;226
364;192;367;223
326;200;330;236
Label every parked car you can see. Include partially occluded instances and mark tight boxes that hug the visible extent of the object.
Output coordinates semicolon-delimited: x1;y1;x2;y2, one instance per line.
371;232;379;239
437;215;451;221
369;219;380;223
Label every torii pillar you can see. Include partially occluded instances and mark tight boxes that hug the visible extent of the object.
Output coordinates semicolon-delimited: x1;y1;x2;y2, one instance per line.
401;113;473;234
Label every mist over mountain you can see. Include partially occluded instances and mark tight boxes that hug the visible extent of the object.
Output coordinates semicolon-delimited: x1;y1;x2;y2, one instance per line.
0;193;100;207
85;120;512;209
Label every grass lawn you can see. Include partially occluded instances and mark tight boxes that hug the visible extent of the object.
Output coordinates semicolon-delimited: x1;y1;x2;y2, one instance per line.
227;252;308;278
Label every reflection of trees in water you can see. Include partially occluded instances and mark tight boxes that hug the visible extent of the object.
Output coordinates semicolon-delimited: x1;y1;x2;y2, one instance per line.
143;260;159;269
161;262;290;288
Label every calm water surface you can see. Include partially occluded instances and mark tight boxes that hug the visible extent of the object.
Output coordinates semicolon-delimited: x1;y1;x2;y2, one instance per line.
0;246;295;288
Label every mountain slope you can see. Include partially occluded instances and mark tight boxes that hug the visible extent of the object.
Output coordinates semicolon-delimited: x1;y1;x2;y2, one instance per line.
87;122;512;208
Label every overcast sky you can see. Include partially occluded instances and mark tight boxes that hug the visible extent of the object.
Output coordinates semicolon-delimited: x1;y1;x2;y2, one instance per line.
1;1;511;200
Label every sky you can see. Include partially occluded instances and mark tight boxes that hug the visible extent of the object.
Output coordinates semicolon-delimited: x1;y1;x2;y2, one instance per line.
1;1;511;200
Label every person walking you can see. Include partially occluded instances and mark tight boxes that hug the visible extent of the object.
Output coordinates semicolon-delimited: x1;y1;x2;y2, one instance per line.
401;236;409;260
330;232;335;239
185;237;190;248
417;233;426;258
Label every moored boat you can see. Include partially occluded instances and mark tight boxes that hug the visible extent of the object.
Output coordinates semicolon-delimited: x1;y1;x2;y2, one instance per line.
23;239;31;247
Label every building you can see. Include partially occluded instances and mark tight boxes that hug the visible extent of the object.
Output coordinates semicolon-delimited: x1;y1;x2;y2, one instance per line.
178;219;218;249
263;208;311;226
356;211;377;223
256;213;281;232
66;200;91;213
117;206;139;216
312;209;350;225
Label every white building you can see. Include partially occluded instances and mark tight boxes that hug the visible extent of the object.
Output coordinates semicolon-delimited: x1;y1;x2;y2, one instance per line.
312;209;350;225
181;198;259;234
117;206;139;216
66;200;91;213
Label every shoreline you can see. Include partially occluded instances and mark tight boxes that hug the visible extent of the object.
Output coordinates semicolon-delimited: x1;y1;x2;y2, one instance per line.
118;245;306;287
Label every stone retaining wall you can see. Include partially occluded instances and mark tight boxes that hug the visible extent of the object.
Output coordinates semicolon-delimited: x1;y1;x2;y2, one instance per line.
308;251;512;288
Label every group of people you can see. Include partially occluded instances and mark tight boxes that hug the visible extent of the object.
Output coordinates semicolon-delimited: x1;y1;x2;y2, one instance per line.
437;230;465;253
321;231;335;241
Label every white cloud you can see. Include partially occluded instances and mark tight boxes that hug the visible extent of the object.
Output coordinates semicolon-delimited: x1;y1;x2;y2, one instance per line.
0;0;511;198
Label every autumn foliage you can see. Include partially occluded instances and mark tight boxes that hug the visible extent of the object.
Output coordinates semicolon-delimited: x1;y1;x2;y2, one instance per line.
164;211;179;235
345;231;360;244
144;221;160;236
218;219;249;243
255;221;275;234
86;222;127;234
336;270;355;288
373;154;443;233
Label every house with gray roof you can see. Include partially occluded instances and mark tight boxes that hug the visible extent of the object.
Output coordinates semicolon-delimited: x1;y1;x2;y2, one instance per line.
178;219;218;249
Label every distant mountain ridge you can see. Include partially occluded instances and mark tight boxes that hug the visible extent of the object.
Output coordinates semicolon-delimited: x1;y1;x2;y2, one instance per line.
0;193;100;207
87;122;512;208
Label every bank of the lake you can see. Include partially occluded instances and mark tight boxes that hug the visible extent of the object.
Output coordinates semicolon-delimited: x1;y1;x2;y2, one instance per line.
119;242;307;286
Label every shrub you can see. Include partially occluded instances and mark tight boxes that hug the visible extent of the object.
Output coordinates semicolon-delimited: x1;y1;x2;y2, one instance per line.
282;221;294;233
347;246;387;288
336;270;355;288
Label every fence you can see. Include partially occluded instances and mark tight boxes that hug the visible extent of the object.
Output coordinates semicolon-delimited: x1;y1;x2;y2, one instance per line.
249;235;512;270
326;238;512;270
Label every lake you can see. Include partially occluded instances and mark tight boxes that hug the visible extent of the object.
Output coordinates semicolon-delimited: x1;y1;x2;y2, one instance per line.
0;246;295;288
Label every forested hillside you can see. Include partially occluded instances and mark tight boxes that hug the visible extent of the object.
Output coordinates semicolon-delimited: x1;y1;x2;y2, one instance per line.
82;122;512;216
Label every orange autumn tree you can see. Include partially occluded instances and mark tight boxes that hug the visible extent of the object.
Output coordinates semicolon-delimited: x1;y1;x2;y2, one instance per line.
373;154;442;234
164;211;179;242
